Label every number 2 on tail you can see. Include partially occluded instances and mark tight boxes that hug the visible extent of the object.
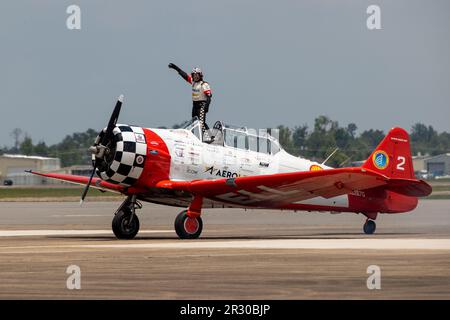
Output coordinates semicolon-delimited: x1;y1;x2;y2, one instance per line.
396;156;405;171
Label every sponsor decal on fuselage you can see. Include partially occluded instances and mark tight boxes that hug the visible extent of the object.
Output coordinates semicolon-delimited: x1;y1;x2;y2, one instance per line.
204;166;241;178
136;155;144;165
186;168;198;175
135;133;146;143
175;148;184;157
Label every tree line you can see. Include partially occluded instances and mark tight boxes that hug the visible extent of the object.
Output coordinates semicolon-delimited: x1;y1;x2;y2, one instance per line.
276;117;450;167
1;128;98;167
1;116;449;168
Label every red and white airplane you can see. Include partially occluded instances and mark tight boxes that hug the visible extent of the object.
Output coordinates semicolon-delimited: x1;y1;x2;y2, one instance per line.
29;95;432;239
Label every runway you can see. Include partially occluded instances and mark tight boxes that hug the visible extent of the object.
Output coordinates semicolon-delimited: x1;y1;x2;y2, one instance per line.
0;200;449;299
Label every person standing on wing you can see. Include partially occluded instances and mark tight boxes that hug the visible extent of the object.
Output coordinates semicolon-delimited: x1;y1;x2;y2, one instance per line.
168;63;212;137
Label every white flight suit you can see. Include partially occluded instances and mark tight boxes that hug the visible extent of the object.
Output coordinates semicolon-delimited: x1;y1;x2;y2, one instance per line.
192;81;211;102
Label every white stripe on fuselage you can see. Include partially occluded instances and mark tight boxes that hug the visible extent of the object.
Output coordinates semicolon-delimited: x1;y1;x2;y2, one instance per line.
293;195;349;208
150;128;343;206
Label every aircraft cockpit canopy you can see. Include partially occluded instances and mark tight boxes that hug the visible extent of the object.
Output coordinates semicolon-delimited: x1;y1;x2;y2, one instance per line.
183;118;281;155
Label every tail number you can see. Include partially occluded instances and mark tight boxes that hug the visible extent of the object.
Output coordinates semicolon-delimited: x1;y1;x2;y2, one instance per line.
396;156;405;171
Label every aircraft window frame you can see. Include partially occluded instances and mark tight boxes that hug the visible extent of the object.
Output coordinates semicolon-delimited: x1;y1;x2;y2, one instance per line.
247;135;258;152
209;128;224;146
270;139;280;154
182;117;200;130
182;120;283;153
181;117;203;141
190;125;201;140
224;128;248;150
258;136;269;154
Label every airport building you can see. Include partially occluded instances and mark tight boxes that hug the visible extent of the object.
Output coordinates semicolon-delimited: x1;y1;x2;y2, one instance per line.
54;165;92;177
424;153;450;177
412;155;431;173
0;154;61;185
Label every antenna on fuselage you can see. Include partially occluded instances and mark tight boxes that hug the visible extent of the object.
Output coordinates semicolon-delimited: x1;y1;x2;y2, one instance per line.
321;147;339;166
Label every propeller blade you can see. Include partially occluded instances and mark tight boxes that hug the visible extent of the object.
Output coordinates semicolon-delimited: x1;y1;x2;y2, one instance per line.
81;94;124;204
80;163;97;205
101;94;124;145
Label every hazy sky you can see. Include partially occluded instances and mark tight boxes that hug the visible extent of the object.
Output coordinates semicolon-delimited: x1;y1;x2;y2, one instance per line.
1;0;449;147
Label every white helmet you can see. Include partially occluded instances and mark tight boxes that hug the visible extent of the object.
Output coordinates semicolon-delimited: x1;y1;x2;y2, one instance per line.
191;67;203;79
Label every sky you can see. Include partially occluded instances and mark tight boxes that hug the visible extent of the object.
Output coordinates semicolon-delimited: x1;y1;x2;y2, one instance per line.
0;0;449;147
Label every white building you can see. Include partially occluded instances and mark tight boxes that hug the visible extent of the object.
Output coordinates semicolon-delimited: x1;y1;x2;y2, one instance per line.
0;154;61;185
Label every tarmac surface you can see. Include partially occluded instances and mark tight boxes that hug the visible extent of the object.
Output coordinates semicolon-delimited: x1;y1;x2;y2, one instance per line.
0;199;449;299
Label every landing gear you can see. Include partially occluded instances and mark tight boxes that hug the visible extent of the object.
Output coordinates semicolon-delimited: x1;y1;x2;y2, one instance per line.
363;219;376;235
112;195;141;239
174;210;203;239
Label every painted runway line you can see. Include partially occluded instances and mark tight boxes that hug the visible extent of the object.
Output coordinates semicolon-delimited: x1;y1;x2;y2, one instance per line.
80;239;450;250
1;229;450;251
51;214;111;217
2;238;448;251
0;230;173;237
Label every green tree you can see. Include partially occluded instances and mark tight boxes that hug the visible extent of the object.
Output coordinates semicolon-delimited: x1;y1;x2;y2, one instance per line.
19;135;34;155
276;125;295;154
347;123;357;138
410;123;441;155
9;128;23;153
47;129;99;166
313;115;336;133
292;125;308;154
34;141;49;156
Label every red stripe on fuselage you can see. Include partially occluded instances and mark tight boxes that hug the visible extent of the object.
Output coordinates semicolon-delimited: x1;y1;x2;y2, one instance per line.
132;128;171;190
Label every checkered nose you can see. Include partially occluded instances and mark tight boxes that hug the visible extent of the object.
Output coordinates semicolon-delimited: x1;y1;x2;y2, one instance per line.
94;125;147;187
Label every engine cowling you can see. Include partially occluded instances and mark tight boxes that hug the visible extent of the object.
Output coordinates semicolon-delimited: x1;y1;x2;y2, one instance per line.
94;124;147;186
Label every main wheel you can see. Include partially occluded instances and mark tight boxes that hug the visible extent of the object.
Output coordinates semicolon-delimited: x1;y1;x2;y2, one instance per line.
174;210;203;239
363;220;376;235
112;208;140;239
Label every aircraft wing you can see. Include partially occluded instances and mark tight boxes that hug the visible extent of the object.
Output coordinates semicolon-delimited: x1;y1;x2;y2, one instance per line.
156;167;431;207
28;170;125;194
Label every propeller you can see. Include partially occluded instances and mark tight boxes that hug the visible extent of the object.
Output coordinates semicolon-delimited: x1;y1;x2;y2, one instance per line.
80;94;124;205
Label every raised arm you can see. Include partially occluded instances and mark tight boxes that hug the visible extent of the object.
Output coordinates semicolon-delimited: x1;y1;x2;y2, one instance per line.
168;63;192;84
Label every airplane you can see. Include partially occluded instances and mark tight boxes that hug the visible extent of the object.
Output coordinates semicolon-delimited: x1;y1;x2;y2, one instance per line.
28;95;432;239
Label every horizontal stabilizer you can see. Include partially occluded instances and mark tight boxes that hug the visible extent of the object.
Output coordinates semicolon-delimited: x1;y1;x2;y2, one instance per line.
385;178;432;197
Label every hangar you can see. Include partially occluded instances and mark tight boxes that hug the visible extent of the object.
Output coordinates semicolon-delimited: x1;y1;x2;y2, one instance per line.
0;154;60;185
424;153;450;177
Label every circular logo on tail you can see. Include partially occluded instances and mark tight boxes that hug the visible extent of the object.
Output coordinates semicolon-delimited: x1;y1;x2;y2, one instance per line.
372;150;389;170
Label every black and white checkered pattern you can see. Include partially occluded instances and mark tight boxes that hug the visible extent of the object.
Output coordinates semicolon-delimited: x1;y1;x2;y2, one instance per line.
96;125;147;187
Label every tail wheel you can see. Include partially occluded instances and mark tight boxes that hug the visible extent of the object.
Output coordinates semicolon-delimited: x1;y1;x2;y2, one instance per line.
112;208;140;239
174;210;203;239
363;219;376;235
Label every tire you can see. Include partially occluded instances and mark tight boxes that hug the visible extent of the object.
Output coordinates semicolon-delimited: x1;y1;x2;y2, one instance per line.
174;210;203;239
363;220;376;235
112;208;140;239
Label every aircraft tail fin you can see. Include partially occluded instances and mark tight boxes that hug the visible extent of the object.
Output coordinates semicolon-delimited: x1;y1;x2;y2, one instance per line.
362;127;432;197
362;127;415;179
